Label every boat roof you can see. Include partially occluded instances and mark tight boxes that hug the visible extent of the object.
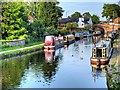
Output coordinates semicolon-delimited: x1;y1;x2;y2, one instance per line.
95;40;111;48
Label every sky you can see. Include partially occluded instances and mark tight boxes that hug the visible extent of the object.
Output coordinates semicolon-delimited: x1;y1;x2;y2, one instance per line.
58;0;119;3
58;0;120;21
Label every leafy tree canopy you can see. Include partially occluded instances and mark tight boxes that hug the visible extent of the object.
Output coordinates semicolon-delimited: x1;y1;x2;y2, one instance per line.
2;2;28;40
82;12;91;23
102;4;120;19
28;1;64;29
27;20;46;42
91;14;100;24
66;22;78;30
70;12;82;18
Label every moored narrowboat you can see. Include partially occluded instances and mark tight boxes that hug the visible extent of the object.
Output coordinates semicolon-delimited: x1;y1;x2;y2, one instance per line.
75;33;80;40
90;39;113;65
44;35;55;51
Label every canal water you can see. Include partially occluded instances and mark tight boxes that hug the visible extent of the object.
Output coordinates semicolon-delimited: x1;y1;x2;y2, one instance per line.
1;37;108;89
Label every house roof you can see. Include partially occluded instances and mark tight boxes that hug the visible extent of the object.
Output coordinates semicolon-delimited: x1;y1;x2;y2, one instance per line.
58;18;79;24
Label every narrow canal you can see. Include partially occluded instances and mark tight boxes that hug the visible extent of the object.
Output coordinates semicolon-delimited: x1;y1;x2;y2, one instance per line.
1;37;108;89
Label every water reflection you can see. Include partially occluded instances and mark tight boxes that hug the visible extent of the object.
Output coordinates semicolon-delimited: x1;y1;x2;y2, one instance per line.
1;37;108;88
91;64;107;82
92;35;102;46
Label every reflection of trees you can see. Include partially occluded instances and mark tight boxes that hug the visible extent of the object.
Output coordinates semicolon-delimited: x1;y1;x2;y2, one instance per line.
41;61;58;82
2;50;63;89
41;50;63;82
27;50;63;82
2;56;29;89
2;51;44;89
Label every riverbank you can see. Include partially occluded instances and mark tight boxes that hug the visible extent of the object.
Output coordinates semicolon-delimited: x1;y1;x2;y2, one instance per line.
107;31;120;89
0;44;44;59
0;35;75;59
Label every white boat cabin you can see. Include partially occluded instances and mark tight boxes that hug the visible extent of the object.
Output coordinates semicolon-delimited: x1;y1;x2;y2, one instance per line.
92;40;112;59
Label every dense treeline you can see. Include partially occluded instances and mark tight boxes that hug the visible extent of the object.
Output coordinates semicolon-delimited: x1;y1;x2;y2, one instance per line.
1;1;64;41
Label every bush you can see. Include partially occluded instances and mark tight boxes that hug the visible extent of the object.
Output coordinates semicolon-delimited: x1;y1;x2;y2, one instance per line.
60;27;69;36
27;21;46;42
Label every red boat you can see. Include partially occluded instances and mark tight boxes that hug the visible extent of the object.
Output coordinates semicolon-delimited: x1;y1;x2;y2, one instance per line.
44;35;55;51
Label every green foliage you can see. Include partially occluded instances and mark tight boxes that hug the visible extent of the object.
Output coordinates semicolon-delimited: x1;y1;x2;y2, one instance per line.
85;25;92;30
83;12;91;23
72;22;78;28
37;1;64;29
66;22;72;30
66;22;78;30
27;21;46;43
1;1;64;41
107;64;120;89
91;14;100;24
2;2;28;40
102;4;120;19
70;12;82;18
59;27;69;36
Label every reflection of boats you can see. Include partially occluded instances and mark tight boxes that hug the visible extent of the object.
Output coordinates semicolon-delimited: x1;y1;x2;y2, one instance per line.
90;39;113;65
44;35;55;51
45;50;55;63
44;49;63;63
91;64;107;82
92;36;102;44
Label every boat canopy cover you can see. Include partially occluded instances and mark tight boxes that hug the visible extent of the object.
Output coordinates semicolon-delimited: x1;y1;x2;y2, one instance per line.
95;40;110;48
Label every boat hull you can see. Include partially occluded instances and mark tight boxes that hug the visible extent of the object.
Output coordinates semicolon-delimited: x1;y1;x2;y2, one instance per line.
44;46;55;51
91;64;106;69
91;58;108;65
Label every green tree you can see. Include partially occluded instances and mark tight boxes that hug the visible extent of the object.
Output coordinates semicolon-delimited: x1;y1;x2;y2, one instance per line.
27;21;46;42
66;22;72;30
38;1;64;29
70;12;82;18
27;2;42;20
1;2;28;40
102;4;120;19
66;22;78;30
60;27;69;36
83;12;91;23
91;14;100;24
72;22;78;28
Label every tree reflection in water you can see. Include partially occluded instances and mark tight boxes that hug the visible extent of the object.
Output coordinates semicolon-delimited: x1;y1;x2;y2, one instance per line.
1;49;63;89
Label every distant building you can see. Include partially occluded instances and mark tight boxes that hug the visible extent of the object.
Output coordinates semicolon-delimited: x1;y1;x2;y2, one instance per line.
58;17;93;29
78;17;85;28
58;17;79;28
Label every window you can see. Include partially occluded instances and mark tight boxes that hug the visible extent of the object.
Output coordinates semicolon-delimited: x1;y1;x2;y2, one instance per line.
96;49;102;57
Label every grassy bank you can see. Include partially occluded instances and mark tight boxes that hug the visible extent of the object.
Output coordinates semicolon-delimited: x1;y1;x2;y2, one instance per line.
0;43;44;59
0;41;43;52
107;32;120;89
